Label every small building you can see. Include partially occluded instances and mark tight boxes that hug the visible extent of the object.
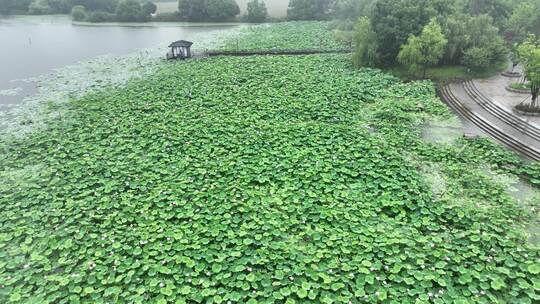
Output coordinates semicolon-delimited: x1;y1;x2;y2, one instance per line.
167;40;193;60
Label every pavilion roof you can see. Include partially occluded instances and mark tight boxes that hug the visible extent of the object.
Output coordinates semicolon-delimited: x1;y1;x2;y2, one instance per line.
169;40;193;47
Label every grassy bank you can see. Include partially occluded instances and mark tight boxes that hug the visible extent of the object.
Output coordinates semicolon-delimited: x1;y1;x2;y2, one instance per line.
0;22;539;303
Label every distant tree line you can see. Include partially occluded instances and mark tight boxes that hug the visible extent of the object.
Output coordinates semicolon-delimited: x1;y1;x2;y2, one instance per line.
343;0;540;74
173;0;269;22
0;0;156;22
0;0;117;15
282;0;539;73
71;0;157;22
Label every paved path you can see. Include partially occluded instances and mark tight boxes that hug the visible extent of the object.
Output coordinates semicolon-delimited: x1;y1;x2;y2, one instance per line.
474;70;540;127
440;69;540;160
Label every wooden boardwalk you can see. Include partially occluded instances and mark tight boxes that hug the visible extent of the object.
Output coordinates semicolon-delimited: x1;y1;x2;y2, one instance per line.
191;49;353;58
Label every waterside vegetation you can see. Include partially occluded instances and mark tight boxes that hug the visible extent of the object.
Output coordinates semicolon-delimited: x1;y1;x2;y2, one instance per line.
1;21;539;303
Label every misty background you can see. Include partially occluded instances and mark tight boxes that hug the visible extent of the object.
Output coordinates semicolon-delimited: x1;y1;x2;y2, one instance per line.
155;0;289;17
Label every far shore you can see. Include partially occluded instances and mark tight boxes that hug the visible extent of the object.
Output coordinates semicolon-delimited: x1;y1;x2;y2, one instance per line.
72;20;250;28
1;14;272;28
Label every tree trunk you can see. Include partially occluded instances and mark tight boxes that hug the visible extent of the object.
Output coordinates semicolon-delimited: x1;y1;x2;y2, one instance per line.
532;87;539;109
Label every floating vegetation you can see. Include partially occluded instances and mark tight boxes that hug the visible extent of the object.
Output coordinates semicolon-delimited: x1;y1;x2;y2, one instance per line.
0;27;242;138
220;21;350;51
0;87;22;97
1;52;539;303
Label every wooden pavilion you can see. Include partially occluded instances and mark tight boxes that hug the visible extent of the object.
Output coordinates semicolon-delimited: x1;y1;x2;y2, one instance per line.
167;40;193;60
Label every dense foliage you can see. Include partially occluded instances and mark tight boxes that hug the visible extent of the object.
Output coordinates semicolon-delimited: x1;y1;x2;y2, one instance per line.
397;19;447;77
114;0;144;22
178;0;240;21
286;0;334;20
245;0;267;23
1;0;120;15
351;16;378;68
0;0;32;14
220;21;349;51
341;0;540;71
1;41;539;303
0;0;156;22
505;0;540;43
370;0;448;64
517;35;540;108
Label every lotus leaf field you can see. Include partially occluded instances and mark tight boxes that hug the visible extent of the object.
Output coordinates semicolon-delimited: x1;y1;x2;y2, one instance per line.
1;34;540;303
220;22;349;51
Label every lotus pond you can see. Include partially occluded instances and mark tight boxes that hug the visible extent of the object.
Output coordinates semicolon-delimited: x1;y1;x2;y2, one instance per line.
219;22;349;51
0;52;539;303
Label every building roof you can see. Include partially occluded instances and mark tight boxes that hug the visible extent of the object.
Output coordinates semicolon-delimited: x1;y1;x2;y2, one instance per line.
169;40;193;47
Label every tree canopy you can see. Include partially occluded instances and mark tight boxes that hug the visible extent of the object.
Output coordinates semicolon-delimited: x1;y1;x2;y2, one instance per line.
461;14;507;68
518;35;540;107
246;0;267;23
115;0;142;22
178;0;240;21
505;0;540;44
71;5;86;21
352;16;378;68
287;0;335;21
207;0;240;21
371;0;444;63
142;1;157;16
397;18;447;77
1;0;160;21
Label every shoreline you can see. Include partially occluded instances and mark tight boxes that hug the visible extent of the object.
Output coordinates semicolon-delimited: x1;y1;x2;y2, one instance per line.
1;14;258;28
72;20;252;28
0;25;244;138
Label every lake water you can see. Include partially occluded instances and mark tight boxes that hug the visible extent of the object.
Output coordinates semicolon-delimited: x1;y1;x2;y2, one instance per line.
0;15;241;105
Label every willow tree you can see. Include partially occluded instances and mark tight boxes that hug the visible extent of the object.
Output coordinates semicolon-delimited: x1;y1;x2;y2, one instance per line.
397;18;447;78
518;35;540;109
352;17;379;68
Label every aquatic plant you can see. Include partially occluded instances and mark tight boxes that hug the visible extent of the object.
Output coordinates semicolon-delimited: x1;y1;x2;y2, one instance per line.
220;21;350;51
0;54;538;303
0;27;242;138
0;87;23;97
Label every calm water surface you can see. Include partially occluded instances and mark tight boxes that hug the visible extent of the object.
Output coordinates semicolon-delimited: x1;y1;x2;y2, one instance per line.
0;15;239;104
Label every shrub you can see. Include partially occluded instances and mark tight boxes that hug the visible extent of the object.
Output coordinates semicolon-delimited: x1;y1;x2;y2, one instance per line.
462;47;493;69
71;5;86;21
86;11;115;22
509;82;531;90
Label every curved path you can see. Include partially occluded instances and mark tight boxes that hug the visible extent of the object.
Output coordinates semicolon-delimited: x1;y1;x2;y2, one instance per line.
439;73;540;161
